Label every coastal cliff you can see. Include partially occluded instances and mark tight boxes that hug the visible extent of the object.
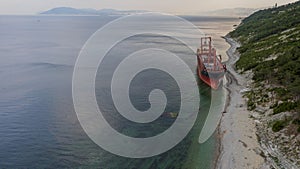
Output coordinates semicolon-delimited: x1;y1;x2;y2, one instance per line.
225;1;300;168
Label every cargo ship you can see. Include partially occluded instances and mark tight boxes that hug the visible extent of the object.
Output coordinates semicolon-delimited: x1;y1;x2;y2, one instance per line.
196;37;227;90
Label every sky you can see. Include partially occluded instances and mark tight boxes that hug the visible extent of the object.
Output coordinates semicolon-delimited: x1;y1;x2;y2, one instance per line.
0;0;298;15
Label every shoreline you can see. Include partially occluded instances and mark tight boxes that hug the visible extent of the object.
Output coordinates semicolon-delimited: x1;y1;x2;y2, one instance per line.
215;36;265;169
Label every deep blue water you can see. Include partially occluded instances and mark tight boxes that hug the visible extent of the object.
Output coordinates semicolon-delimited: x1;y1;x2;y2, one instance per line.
0;15;238;168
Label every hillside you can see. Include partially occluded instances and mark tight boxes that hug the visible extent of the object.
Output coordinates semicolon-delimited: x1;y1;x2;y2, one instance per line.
230;0;300;119
228;1;300;167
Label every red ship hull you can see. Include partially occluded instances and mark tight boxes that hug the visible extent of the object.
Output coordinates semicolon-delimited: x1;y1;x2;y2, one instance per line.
197;65;224;90
196;37;226;90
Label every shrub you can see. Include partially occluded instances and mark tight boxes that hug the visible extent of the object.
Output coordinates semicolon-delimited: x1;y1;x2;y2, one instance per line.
247;100;256;111
273;101;297;114
292;119;300;125
272;120;288;132
273;88;288;97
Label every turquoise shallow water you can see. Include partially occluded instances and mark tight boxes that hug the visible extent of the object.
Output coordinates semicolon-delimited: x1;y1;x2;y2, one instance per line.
0;15;238;168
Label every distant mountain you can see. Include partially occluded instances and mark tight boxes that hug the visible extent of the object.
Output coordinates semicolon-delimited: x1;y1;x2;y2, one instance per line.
41;7;259;17
199;8;259;17
40;7;148;15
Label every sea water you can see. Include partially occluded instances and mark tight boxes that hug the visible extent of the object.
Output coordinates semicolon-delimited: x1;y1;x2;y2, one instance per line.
0;15;239;168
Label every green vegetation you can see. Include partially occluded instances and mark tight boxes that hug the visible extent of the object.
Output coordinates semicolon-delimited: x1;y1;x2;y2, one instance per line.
273;101;299;114
230;1;300;111
245;90;257;110
293;119;300;125
247;100;256;111
271;155;280;164
293;119;300;133
270;88;289;99
272;120;289;132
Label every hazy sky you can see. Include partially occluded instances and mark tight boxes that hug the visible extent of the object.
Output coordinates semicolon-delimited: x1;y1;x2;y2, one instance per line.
0;0;298;15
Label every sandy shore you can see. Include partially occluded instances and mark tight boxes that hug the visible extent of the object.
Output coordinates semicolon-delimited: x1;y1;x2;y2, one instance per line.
216;37;265;169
